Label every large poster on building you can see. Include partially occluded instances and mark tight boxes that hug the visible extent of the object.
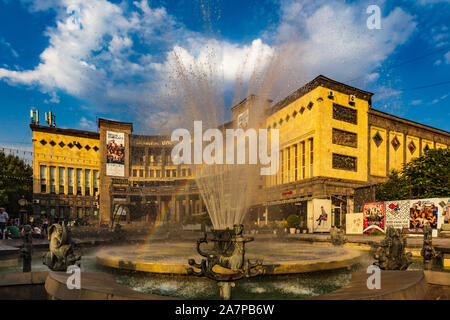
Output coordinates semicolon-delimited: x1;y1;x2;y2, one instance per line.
313;199;331;232
363;202;385;233
346;213;363;234
106;131;125;177
408;198;442;237
385;200;410;230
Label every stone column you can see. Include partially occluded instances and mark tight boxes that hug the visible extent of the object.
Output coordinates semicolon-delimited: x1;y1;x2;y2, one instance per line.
176;200;181;223
265;206;268;225
185;195;191;217
170;195;176;222
156;195;161;224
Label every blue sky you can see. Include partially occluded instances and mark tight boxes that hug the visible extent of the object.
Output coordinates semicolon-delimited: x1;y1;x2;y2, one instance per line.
0;0;449;154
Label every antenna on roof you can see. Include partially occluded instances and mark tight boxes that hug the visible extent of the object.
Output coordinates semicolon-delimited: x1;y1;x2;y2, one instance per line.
30;109;40;125
45;111;56;127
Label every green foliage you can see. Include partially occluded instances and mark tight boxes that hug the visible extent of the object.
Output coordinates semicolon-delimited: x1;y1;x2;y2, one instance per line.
0;151;33;215
376;148;450;201
286;214;300;228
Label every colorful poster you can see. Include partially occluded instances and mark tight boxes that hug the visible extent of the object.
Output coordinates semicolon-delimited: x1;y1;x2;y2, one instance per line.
408;198;445;237
438;198;450;229
313;199;331;232
385;200;410;230
363;202;385;233
409;199;438;232
106;131;125;177
346;213;363;234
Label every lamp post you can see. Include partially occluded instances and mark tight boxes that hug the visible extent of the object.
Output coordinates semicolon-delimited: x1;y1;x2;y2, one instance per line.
18;196;27;225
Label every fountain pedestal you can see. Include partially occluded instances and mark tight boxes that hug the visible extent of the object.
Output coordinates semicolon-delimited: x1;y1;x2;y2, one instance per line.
187;224;264;299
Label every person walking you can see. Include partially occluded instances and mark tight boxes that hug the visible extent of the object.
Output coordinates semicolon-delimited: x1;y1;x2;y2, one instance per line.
0;208;9;239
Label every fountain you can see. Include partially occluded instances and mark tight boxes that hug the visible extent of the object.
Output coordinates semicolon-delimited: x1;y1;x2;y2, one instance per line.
187;224;264;299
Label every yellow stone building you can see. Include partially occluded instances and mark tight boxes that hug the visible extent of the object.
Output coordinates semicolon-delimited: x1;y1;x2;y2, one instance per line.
30;75;450;231
30;124;100;220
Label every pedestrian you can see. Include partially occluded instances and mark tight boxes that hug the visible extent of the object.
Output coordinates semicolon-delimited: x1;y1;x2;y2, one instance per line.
0;208;9;239
42;215;49;236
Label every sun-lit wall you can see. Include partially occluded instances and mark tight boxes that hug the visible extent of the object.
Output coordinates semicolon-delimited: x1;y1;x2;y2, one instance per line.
32;126;100;197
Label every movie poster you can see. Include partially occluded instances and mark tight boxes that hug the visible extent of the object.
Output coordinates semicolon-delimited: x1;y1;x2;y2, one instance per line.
346;213;363;234
385;200;410;230
408;198;441;236
106;131;125;177
363;202;385;233
313;199;331;232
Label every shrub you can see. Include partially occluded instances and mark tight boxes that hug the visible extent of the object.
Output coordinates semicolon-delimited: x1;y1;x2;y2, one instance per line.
286;214;300;228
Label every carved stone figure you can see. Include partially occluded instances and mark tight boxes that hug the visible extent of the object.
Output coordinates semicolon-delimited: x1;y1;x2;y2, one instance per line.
421;223;438;270
42;223;81;271
372;226;412;270
330;226;347;246
188;224;264;282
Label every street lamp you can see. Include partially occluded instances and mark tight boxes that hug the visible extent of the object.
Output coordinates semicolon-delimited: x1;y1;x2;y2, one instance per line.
18;196;28;225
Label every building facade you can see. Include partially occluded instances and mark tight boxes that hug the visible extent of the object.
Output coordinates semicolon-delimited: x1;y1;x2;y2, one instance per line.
30;75;450;231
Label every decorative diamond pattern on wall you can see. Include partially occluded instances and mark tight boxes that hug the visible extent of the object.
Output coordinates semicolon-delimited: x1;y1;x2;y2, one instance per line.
424;144;430;152
59;141;65;148
391;136;401;151
292;110;297;118
49;140;56;146
299;106;305;114
68;143;74;149
307;102;314;110
85;145;91;151
408;141;416;154
93;146;99;152
40;139;47;145
372;131;383;147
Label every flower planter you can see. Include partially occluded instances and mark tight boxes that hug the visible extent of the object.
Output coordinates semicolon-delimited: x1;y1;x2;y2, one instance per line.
289;228;296;234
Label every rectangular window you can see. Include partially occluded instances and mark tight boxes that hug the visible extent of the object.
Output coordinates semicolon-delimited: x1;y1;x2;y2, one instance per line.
309;138;314;177
50;166;56;194
182;169;186;177
59;167;65;194
68;168;74;195
332;128;358;148
172;169;177;177
85;169;90;195
166;170;170;177
150;170;154;178
76;169;82;195
294;144;298;181
332;153;357;171
132;169;137;177
332;103;357;124
301;142;306;179
40;165;47;193
139;169;144;178
93;170;99;194
280;149;284;184
188;169;192;176
287;147;291;183
156;170;161;178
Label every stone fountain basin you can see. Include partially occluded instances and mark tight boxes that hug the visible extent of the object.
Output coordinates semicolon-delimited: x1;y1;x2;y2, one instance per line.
96;241;361;275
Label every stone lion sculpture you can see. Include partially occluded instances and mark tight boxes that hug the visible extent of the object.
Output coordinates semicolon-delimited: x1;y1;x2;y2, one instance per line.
42;223;81;271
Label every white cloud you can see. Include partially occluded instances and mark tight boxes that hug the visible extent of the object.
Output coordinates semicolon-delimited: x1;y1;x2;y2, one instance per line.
445;51;450;64
411;99;422;106
78;117;97;131
0;37;19;58
0;0;418;133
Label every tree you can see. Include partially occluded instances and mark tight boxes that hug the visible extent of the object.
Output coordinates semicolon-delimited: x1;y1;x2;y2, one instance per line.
0;151;33;216
376;148;450;201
